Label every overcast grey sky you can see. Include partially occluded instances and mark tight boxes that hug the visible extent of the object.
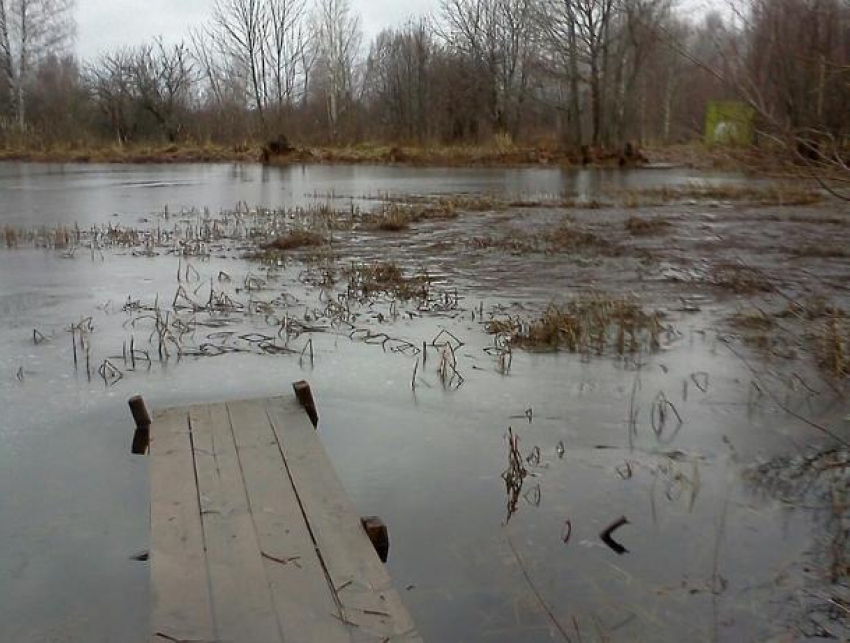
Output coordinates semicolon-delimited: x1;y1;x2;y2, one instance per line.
76;0;716;59
76;0;440;59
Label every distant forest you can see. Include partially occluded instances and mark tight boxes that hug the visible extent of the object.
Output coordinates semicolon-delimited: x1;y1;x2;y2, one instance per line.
0;0;848;151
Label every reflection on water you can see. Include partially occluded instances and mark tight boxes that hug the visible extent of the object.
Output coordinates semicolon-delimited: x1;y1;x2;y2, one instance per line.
0;161;741;228
0;162;845;642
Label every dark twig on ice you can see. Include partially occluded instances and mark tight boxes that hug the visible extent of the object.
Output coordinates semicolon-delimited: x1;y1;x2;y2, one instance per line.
561;519;573;544
501;427;528;523
600;515;630;555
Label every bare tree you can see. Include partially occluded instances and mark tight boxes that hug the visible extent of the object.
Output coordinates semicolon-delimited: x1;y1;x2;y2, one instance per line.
537;0;674;147
130;40;196;142
537;0;585;145
190;27;227;109
314;0;362;141
439;0;537;138
25;54;86;143
86;49;135;145
0;0;844;160
572;0;615;146
364;20;435;141
608;0;671;144
0;0;75;129
211;0;268;122
265;0;310;108
203;0;312;134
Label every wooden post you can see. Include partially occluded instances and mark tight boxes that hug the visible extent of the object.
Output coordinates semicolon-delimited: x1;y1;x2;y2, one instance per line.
292;380;319;429
361;516;390;563
129;395;151;455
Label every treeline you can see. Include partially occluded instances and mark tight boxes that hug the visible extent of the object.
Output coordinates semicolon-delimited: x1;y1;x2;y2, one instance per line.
0;0;848;152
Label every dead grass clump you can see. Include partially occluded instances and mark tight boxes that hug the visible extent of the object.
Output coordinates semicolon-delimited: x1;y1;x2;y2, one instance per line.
263;229;327;251
619;182;822;206
443;194;501;212
468;234;535;254
370;195;462;220
820;317;850;378
369;204;411;231
790;244;850;259
52;226;71;248
486;318;521;335
730;308;776;331
580;199;605;210
469;222;620;256
786;214;849;226
750;182;823;206
711;264;773;294
488;293;664;355
546;223;620;254
729;308;779;349
3;225;18;248
625;216;671;235
345;261;430;300
781;295;845;321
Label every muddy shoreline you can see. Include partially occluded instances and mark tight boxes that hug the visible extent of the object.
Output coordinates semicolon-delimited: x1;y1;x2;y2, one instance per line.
0;141;807;174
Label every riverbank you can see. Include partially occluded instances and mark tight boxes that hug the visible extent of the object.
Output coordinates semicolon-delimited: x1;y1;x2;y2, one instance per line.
0;142;256;164
0;140;632;166
0;139;775;170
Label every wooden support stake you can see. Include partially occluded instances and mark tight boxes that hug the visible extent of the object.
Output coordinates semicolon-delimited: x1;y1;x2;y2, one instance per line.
361;516;390;563
292;380;319;428
129;395;151;455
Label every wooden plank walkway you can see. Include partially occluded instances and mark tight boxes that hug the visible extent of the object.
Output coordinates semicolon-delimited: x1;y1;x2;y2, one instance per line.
137;388;421;643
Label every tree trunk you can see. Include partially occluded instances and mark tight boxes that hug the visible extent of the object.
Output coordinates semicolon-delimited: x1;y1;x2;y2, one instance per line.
567;11;582;147
0;0;14;105
590;53;601;146
16;0;27;130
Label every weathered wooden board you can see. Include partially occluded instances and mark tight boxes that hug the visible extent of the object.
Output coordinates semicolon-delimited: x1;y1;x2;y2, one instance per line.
266;397;421;642
149;407;215;643
226;398;353;643
146;393;420;643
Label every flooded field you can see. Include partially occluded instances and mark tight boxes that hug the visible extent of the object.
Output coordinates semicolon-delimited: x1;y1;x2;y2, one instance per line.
1;161;849;642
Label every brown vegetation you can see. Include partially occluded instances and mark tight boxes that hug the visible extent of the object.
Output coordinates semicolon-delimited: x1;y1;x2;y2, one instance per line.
730;308;776;332
344;261;430;300
487;293;664;355
0;142;257;164
820;317;850;378
364;199;460;231
263;230;327;251
625;216;672;235
369;206;411;232
3;225;18;248
469;220;621;256
619;182;822;207
789;244;850;259
711;264;774;294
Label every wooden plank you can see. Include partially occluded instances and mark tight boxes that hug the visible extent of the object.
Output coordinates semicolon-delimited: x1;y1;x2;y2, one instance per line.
149;407;215;643
190;403;284;643
226;399;354;643
265;397;422;642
